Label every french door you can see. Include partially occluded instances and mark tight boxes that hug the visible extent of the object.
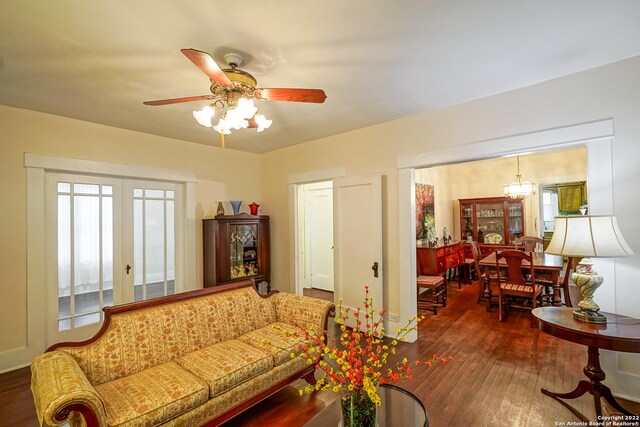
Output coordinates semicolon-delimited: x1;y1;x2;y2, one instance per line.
123;180;183;303
45;174;183;346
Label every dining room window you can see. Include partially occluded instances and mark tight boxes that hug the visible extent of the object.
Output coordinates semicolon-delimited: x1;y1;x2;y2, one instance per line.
542;190;559;231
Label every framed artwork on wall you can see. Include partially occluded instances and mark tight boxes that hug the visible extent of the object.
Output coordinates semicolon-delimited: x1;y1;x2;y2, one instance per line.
416;183;435;243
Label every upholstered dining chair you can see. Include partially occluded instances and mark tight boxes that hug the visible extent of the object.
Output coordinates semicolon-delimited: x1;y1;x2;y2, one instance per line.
559;256;580;307
514;236;544;252
495;250;543;326
515;235;555;297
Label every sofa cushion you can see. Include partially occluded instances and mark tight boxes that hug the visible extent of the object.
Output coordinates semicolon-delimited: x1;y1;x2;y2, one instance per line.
176;339;272;398
239;322;309;366
270;292;333;334
94;361;208;427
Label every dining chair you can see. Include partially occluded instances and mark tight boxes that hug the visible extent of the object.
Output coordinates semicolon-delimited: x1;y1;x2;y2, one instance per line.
560;256;579;307
514;236;544;252
417;275;446;315
472;241;489;303
495;250;543;326
455;240;474;288
514;235;557;300
472;242;502;311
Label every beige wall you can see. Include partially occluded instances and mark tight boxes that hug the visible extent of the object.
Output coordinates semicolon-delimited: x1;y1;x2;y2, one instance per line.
0;105;261;355
261;55;640;322
416;148;588;240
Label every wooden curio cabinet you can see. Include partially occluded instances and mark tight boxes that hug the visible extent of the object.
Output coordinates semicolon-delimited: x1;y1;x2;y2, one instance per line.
459;197;525;246
203;214;270;291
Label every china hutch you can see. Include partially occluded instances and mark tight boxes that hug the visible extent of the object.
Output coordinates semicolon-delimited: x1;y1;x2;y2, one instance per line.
203;214;270;291
459;197;525;258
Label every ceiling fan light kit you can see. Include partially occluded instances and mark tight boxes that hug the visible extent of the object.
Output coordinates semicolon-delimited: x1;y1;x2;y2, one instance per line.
144;48;326;148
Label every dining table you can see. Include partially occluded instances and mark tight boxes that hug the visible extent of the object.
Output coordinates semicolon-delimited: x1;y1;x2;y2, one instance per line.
478;250;564;305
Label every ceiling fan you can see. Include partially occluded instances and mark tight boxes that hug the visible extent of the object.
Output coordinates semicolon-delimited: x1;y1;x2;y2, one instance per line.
144;48;327;147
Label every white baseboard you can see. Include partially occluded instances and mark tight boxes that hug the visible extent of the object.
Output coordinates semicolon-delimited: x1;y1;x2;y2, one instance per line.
0;346;32;374
385;312;418;343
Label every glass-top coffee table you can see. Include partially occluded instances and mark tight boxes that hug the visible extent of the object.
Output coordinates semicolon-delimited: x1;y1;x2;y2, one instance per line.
304;384;429;427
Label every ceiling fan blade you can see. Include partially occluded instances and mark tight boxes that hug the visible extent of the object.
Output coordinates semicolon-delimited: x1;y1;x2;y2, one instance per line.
143;95;216;106
254;88;327;103
181;48;233;86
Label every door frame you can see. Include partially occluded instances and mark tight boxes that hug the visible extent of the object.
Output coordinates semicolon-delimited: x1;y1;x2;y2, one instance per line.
397;119;615;343
17;153;196;372
288;168;345;296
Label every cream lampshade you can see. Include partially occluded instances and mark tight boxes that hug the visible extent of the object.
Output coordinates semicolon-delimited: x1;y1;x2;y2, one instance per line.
545;215;633;323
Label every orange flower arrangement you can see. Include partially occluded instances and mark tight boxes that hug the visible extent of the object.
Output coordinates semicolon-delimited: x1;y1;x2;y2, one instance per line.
273;286;451;408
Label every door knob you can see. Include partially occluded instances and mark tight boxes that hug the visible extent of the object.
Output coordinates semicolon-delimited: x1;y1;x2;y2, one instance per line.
371;261;379;278
126;264;132;275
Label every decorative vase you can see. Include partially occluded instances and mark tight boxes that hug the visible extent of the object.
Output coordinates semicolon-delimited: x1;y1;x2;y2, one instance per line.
216;201;225;216
340;392;376;427
571;258;606;323
229;200;242;215
249;202;260;215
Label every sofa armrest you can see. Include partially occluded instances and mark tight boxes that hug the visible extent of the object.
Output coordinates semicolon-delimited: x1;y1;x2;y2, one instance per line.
30;351;107;427
271;292;335;333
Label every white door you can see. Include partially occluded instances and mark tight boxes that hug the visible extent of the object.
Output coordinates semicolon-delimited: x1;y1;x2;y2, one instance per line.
123;180;184;302
333;174;383;329
305;185;334;291
45;175;184;346
45;174;123;346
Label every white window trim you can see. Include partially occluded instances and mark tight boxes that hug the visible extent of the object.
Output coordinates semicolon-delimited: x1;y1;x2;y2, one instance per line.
19;153;197;370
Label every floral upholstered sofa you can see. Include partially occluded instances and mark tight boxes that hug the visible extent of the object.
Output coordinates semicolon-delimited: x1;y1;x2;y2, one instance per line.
30;281;334;427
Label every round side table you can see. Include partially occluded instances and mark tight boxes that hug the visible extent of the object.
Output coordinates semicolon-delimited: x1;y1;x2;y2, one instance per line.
533;307;640;422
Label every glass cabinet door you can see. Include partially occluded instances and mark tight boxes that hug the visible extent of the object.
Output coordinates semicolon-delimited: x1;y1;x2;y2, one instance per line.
476;201;505;244
461;203;474;242
229;224;259;279
459;198;525;246
507;201;524;243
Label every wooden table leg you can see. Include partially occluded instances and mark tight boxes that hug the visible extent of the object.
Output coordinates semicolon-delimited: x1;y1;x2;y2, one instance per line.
550;271;562;306
480;266;495;312
541;346;638;421
542;381;591;422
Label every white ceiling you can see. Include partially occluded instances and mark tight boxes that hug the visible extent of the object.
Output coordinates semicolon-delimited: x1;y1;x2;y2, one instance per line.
1;1;640;154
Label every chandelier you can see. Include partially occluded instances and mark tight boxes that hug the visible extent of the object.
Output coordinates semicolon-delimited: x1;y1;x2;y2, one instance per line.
503;155;535;199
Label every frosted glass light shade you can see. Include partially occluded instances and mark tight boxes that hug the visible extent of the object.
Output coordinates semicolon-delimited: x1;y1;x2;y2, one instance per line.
255;114;272;132
193;105;215;127
545;215;634;258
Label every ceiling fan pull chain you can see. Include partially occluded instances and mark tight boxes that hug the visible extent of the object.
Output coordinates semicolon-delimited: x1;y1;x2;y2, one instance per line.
220;132;225;148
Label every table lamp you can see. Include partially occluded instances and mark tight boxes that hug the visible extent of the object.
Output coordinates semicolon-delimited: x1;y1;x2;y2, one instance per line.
545;215;633;324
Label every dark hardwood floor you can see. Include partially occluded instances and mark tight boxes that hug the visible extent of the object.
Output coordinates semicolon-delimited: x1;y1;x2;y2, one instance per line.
0;366;39;426
302;287;334;301
3;282;638;426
